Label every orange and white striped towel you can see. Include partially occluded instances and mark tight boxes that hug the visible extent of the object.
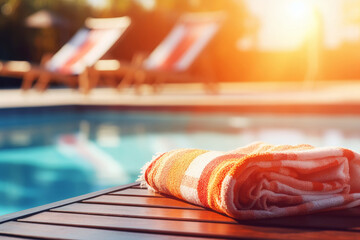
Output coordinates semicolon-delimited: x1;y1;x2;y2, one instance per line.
140;142;360;219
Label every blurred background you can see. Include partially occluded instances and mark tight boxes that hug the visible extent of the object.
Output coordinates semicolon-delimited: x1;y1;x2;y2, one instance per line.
1;0;360;217
1;0;360;88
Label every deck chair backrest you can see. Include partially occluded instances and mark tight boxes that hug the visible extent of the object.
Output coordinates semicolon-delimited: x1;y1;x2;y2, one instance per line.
46;17;130;75
144;12;224;71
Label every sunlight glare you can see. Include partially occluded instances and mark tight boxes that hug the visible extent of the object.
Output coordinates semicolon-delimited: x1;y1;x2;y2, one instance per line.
7;61;31;72
135;0;156;10
242;0;317;51
287;0;312;22
283;0;315;41
94;60;121;71
86;0;108;9
272;0;315;50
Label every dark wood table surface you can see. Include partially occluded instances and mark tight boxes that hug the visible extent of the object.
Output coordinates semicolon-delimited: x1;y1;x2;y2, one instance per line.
1;182;360;239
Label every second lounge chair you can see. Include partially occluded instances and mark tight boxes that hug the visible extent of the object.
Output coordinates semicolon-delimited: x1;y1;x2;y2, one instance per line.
88;12;225;94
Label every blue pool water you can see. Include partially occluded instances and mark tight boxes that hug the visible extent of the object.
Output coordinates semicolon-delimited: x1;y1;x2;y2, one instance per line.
1;106;360;215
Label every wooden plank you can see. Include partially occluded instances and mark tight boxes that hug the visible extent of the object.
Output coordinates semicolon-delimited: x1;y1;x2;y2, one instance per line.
240;213;360;231
83;195;203;210
0;236;36;240
233;206;360;231
19;211;360;240
131;185;146;189
110;188;164;197
0;183;138;224
52;203;236;223
52;203;360;231
0;221;219;240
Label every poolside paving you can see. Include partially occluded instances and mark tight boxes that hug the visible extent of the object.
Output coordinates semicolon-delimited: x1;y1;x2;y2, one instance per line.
1;81;360;114
0;81;358;107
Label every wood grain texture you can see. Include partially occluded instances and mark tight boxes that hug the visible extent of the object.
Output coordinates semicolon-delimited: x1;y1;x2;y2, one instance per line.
83;195;203;209
130;185;146;189
3;181;360;240
52;202;360;231
0;222;218;240
0;236;37;240
19;211;360;240
110;188;164;197
0;183;138;224
240;213;360;231
111;187;360;230
21;211;240;238
52;203;235;223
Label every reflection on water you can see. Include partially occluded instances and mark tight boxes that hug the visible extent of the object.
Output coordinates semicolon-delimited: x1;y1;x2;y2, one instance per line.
1;107;360;215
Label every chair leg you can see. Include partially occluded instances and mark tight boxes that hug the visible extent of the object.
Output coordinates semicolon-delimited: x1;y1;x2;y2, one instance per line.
87;66;101;91
196;51;219;94
205;77;219;94
117;70;134;92
134;70;146;95
22;71;37;91
91;70;101;89
79;68;91;94
67;78;78;89
35;72;51;92
153;76;165;94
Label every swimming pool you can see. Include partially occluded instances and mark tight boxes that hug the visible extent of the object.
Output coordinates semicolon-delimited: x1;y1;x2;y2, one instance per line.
1;105;360;215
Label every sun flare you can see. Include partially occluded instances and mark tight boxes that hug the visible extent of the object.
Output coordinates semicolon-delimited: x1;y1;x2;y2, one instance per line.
286;0;313;22
242;0;320;51
282;0;316;43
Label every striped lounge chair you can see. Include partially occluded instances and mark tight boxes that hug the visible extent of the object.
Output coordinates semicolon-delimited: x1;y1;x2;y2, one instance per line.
0;16;130;94
89;12;225;94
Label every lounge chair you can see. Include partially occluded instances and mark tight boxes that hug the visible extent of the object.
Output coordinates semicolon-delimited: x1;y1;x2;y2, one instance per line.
0;16;131;94
88;12;225;94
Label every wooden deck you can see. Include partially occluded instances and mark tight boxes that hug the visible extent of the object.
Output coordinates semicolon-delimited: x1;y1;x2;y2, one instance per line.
1;183;360;239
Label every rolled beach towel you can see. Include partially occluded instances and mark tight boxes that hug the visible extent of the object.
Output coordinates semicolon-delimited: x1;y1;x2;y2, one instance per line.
140;142;360;219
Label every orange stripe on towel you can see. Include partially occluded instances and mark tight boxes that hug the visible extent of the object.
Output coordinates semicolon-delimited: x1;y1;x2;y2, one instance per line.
167;149;207;199
197;155;232;208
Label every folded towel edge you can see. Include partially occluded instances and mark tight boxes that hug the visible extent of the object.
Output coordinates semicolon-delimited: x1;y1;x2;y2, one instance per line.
136;152;164;190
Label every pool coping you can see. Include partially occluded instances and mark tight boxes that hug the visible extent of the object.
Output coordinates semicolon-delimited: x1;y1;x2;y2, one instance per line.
1;84;360;115
3;83;357;111
1;102;360;116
